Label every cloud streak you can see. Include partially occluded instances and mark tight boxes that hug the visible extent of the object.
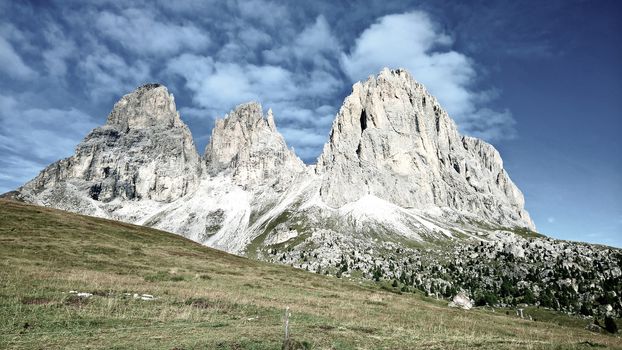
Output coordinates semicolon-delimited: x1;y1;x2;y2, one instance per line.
95;8;211;56
0;93;96;193
0;36;37;80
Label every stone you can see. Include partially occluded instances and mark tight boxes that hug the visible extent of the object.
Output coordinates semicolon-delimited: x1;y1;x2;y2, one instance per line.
585;323;604;334
448;291;473;310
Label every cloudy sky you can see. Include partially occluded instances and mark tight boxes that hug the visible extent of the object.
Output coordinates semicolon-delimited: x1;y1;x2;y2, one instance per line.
0;0;620;247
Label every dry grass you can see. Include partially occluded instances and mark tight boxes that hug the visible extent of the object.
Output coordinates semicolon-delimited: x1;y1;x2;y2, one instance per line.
0;199;620;349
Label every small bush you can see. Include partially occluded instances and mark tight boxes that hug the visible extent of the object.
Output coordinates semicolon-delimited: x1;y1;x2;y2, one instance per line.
475;291;498;307
604;316;618;334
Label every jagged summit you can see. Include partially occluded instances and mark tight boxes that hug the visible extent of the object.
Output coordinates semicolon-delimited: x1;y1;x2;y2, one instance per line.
204;102;305;190
105;83;183;132
138;82;163;90
317;68;534;229
16;83;201;216
208;102;278;133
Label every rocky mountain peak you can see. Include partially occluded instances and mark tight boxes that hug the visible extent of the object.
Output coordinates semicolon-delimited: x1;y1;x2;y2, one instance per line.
139;82;163;90
17;83;201;212
208;102;278;136
266;108;277;132
317;68;534;229
106;83;182;132
204;102;305;190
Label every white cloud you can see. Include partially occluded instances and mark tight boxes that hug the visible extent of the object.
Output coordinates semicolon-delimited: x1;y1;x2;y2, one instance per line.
279;126;329;161
341;11;515;141
167;53;340;161
238;27;272;48
0;36;37;80
263;15;340;70
272;103;335;129
0;94;96;159
95;8;210;56
166;54;339;116
79;46;151;99
461;108;516;141
237;0;289;28
0;154;45;193
0;93;96;191
42;24;77;78
167;54;293;111
341;12;454;82
154;0;225;14
178;106;210;120
279;127;328;148
296;16;341;55
165;13;343;161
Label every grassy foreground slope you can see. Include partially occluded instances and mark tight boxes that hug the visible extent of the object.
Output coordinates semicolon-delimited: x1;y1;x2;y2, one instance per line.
0;199;619;350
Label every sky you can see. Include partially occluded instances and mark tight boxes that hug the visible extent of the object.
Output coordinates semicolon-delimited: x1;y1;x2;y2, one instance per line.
0;0;620;247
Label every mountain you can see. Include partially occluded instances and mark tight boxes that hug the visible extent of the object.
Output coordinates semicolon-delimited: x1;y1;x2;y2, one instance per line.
140;102;309;253
316;69;532;228
12;68;533;255
9;69;621;319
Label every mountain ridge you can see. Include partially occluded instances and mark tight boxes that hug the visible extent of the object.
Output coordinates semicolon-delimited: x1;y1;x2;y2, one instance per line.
11;68;533;254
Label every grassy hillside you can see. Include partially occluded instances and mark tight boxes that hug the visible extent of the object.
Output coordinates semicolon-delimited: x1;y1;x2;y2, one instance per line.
0;199;620;349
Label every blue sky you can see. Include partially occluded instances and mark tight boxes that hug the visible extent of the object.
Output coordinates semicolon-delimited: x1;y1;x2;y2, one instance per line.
0;0;620;247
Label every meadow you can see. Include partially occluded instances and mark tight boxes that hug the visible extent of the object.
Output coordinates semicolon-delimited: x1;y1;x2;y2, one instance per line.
0;199;619;349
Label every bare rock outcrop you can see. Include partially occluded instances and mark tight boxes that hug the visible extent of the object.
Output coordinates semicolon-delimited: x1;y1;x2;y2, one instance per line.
204;102;306;191
316;68;533;229
17;84;201;212
448;291;473;310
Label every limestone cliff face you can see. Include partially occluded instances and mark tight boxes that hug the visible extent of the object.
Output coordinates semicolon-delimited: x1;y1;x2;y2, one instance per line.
204;102;306;191
18;84;201;206
316;68;533;229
